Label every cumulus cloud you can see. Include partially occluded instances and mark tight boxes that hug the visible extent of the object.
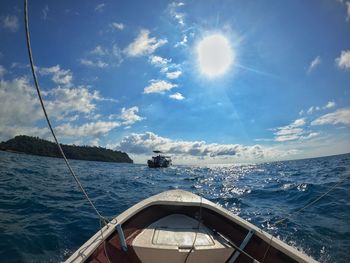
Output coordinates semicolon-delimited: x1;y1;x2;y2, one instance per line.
307;56;321;73
111;22;125;30
174;35;188;48
89;138;100;147
143;80;178;94
55;121;120;138
166;70;182;79
117;132;265;159
0;74;122;142
112;44;123;65
0;65;6;78
80;44;123;68
324;101;336;109
300;101;336;115
80;59;108;68
169;92;184;100
149;55;171;67
307;106;320;115
336;50;350;69
148;55;182;77
108;106;145;127
42;86;114;121
273;118;308;142
120;106;145;125
1;15;19;32
95;3;105;12
168;2;186;26
311;108;350;126
0;78;44;141
124;29;167;57
90;45;108;56
39;65;73;87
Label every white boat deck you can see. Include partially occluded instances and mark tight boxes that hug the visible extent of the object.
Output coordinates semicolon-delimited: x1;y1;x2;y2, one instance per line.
132;214;234;263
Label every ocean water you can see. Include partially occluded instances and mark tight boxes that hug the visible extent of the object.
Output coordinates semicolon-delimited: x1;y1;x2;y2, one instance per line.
0;151;349;263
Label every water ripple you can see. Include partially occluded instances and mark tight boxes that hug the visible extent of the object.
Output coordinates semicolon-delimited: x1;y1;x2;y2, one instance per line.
0;151;349;262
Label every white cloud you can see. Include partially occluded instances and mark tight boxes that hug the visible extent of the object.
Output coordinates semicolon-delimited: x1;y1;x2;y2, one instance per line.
336;50;350;69
311;108;350;126
95;3;105;12
81;44;123;68
10;62;28;69
168;2;186;26
175;35;188;47
116;131;350;164
89;138;100;147
1;15;19;32
143;80;178;94
111;22;125;30
149;55;171;66
324;101;336;109
55;121;120;138
0;75;121;142
346;1;350;21
117;132;265;160
120;106;145;125
43;86;111;121
292;118;306;127
42;5;49;20
169;92;184;100
90;45;107;56
0;65;6;78
0;78;44;141
166;70;182;79
307;106;320;114
301;101;337;115
148;55;182;76
80;59;108;68
273;118;310;142
124;29;167;57
307;56;321;73
39;65;73;87
112;44;123;66
300;132;319;140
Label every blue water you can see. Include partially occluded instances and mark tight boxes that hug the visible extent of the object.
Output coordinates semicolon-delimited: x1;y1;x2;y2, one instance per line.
0;151;349;263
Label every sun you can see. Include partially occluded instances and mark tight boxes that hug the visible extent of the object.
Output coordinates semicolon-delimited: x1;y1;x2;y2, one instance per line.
196;34;235;78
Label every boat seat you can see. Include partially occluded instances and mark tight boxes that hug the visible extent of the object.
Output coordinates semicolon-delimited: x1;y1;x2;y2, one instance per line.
132;214;235;263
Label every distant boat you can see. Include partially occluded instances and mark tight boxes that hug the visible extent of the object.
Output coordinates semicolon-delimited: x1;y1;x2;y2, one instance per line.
147;151;172;168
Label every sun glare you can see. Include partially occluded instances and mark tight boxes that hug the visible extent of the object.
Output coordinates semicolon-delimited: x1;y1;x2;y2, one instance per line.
196;34;234;78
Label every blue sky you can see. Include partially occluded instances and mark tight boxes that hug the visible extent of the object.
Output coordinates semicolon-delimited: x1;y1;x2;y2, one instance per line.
0;0;349;164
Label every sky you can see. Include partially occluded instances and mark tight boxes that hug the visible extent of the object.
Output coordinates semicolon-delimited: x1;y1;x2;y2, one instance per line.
0;0;349;164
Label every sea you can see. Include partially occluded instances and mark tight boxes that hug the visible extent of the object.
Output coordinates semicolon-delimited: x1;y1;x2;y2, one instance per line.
0;151;349;263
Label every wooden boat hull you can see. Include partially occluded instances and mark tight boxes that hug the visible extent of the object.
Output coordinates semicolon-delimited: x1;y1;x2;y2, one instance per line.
65;190;318;263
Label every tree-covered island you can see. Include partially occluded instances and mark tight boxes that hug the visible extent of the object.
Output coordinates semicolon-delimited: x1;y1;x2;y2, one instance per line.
0;135;133;163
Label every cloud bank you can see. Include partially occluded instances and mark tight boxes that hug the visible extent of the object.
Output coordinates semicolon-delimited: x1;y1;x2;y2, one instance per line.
117;132;265;159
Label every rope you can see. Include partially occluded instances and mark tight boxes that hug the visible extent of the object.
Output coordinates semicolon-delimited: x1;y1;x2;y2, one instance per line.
261;171;350;263
184;195;202;263
24;0;108;224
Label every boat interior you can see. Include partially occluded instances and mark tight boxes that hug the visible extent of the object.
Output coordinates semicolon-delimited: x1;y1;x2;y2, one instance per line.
85;204;301;263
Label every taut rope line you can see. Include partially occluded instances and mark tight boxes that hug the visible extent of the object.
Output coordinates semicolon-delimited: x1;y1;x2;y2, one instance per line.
24;0;108;224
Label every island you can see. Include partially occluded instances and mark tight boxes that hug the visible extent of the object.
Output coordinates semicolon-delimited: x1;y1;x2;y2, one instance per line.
0;135;133;163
